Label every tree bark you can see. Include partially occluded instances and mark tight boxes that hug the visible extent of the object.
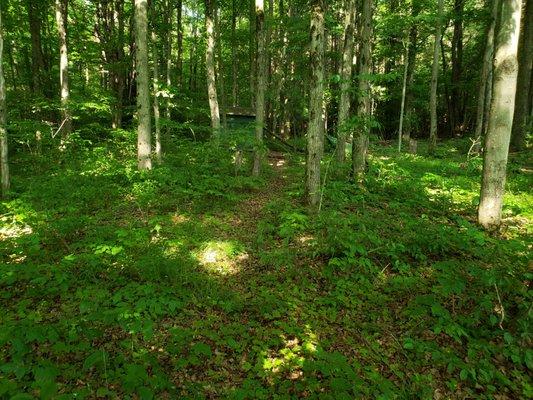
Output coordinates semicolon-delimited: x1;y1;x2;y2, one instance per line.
429;0;444;154
511;0;532;151
403;0;420;142
253;0;268;175
478;0;523;228
336;0;356;162
398;44;409;152
27;0;47;96
205;0;221;134
152;30;162;163
0;8;9;198
55;0;72;139
135;0;152;170
306;0;325;208
231;0;238;106
451;0;464;134
474;0;498;145
177;0;183;86
352;0;373;177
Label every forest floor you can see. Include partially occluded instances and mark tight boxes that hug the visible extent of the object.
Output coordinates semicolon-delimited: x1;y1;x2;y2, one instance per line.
0;134;531;399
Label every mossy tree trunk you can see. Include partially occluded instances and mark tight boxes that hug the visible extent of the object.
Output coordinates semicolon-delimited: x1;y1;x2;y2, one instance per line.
205;0;221;135
429;0;444;154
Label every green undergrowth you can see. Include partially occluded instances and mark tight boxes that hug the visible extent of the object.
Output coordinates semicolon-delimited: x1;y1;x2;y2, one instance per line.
0;134;531;399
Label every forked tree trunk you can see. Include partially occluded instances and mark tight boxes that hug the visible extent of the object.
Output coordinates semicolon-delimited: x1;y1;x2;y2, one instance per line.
398;44;409;152
474;0;498;145
0;9;9;197
306;0;325;208
253;0;267;176
205;0;221;134
55;0;72;139
511;0;532;151
135;0;152;170
336;0;356;163
478;0;523;228
429;0;444;154
352;0;373;177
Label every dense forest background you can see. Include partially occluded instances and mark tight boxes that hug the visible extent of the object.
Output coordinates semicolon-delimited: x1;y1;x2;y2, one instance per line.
0;0;531;398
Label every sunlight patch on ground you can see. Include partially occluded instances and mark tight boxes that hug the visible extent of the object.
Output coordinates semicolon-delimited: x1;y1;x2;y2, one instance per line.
194;241;246;276
0;219;33;240
171;213;190;225
260;325;318;382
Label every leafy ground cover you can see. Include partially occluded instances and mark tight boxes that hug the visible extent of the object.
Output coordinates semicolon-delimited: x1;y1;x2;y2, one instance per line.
0;133;531;399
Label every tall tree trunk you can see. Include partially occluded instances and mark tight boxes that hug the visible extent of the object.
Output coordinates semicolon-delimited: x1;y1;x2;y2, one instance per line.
152;30;162;163
215;8;227;129
511;0;532;151
27;0;47;96
478;0;523;228
253;0;268;175
205;0;221;134
474;0;498;144
176;0;183;86
451;0;464;134
231;0;238;106
429;0;444;154
0;8;9;198
55;0;72;139
249;0;257;107
336;0;356;162
306;0;325;208
352;0;373;177
403;0;420;141
398;44;409;152
135;0;152;170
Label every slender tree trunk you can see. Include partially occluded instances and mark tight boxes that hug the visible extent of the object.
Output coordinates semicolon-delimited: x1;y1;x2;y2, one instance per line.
55;0;72;139
478;0;523;228
177;0;183;86
511;0;532;151
306;0;325;208
474;0;499;145
403;0;420;142
205;0;221;134
336;0;355;162
231;0;238;106
27;0;47;96
398;44;409;152
0;9;8;197
451;0;464;134
253;0;268;175
215;8;227;129
352;0;373;177
152;30;162;163
135;0;152;170
249;0;257;107
429;0;444;154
